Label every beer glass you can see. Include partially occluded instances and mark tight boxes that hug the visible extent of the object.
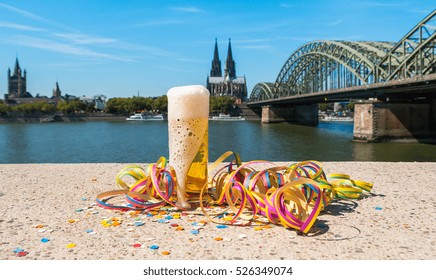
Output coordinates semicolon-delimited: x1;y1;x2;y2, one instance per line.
167;85;209;209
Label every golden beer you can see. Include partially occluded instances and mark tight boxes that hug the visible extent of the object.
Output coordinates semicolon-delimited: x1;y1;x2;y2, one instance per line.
167;85;209;209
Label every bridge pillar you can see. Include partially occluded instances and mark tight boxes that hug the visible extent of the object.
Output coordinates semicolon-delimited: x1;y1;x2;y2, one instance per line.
353;100;436;142
261;104;319;124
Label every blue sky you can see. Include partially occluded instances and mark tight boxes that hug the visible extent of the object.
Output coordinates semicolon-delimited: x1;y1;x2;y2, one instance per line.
0;0;434;98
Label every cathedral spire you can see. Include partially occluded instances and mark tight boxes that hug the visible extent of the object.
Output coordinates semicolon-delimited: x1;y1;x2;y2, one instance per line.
210;38;222;77
226;38;236;79
13;57;21;75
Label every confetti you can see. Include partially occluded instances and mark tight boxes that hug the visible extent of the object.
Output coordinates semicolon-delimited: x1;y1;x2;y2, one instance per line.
132;243;142;248
12;247;24;253
40;238;50;243
66;243;76;249
96;151;373;234
17;251;28;257
375;206;383;210
134;221;144;227
161;251;171;255
214;237;223;241
216;225;228;229
149;245;159;250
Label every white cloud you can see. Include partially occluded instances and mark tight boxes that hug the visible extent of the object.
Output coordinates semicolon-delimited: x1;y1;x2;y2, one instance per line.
171;6;206;13
0;2;48;22
329;20;342;27
54;33;117;45
11;35;134;62
0;21;44;31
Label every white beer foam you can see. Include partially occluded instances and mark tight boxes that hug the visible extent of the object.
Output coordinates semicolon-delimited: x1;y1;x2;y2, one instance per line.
167;85;210;120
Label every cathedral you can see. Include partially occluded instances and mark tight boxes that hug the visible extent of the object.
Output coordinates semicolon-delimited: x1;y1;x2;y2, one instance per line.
7;58;32;98
206;39;247;102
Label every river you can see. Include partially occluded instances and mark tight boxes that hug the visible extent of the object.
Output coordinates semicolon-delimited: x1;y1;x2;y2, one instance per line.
0;120;435;163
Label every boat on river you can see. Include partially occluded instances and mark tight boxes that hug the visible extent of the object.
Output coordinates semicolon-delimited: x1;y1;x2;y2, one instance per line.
320;115;353;122
210;113;245;121
126;113;165;121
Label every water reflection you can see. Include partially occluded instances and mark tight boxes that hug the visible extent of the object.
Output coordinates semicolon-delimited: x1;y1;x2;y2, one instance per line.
1;124;29;163
0;121;435;163
352;142;376;161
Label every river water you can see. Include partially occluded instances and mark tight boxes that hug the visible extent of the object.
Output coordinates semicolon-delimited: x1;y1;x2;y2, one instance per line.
0;121;435;163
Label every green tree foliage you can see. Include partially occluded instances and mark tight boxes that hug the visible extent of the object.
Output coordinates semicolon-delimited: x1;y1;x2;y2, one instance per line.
0;103;8;115
105;96;167;114
10;101;57;115
209;96;234;113
151;95;167;112
56;100;87;114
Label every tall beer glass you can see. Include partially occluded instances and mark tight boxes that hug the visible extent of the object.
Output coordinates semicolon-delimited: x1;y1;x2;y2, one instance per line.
167;85;209;209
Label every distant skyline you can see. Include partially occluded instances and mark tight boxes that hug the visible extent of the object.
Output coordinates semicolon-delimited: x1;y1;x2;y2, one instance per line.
0;0;434;98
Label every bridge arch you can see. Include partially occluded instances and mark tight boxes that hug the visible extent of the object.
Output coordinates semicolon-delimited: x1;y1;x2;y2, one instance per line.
250;82;275;101
249;9;436;102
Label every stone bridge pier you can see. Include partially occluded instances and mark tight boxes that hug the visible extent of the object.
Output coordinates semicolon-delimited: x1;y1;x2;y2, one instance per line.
353;99;436;142
261;104;319;124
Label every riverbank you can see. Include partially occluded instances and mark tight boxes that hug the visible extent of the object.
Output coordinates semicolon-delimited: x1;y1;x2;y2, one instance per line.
1;162;434;260
0;113;127;123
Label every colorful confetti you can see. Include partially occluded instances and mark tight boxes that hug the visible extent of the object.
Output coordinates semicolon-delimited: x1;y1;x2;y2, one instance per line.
216;225;228;229
96;151;373;234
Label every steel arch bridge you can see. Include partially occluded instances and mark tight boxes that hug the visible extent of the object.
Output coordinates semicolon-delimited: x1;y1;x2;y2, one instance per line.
250;9;436;102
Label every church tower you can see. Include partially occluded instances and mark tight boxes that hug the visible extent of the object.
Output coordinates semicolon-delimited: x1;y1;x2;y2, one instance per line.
8;58;28;98
53;81;61;98
210;38;222;77
225;38;236;79
206;38;247;102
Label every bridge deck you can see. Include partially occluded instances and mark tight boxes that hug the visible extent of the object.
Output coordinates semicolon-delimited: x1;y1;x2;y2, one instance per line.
248;73;436;107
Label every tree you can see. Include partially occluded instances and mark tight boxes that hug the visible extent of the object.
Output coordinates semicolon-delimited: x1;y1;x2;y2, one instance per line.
0;103;8;115
210;96;234;113
57;99;87;114
152;95;167;112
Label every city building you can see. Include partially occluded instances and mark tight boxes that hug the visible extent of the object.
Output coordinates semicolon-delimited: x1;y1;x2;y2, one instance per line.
206;38;247;102
8;58;31;98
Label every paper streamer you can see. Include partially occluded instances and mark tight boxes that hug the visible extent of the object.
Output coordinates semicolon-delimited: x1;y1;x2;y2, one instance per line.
96;151;373;233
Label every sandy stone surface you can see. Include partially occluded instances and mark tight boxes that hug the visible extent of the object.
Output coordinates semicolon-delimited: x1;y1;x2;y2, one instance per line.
0;162;435;260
